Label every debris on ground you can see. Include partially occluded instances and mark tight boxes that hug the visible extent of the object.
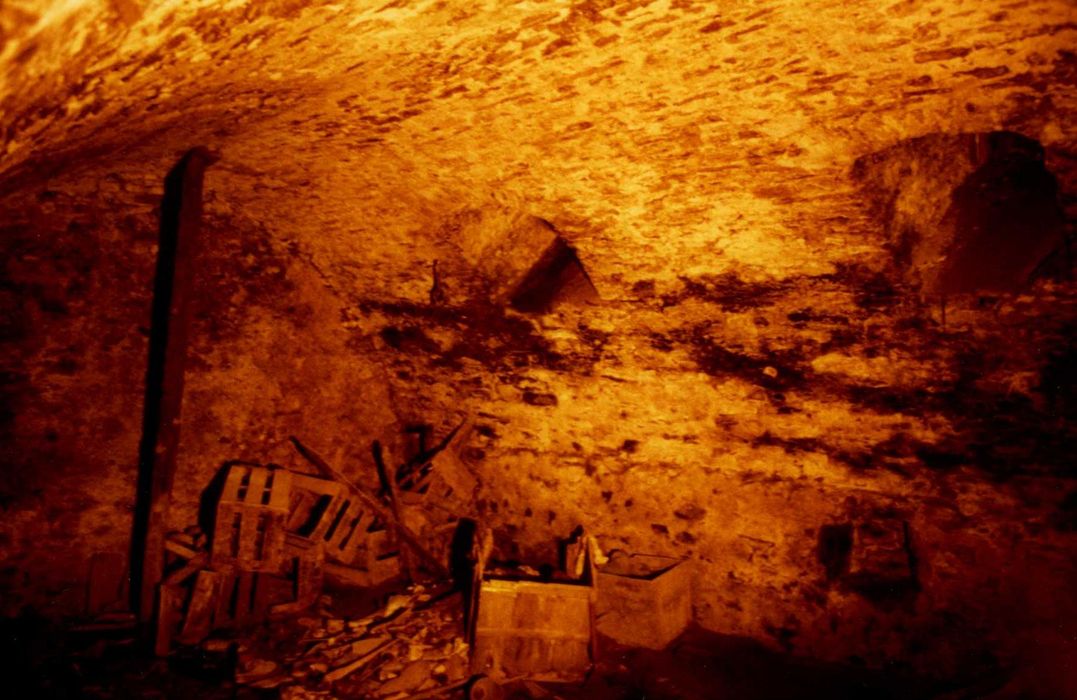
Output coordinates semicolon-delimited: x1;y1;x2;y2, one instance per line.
226;583;472;698
142;428;708;698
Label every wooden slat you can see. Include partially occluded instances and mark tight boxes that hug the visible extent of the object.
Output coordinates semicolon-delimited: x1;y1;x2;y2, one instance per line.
245;468;268;507
285;490;317;532
267;469;292;511
214;573;237;628
234;573;255;626
291;472;341;496
236;507;258;564
220;465;246;503
375;442;415;581
155;584;183;657
178;570;220;644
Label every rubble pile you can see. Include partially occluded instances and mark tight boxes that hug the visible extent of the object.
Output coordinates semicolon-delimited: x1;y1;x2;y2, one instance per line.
224;584;470;699
143;422;694;698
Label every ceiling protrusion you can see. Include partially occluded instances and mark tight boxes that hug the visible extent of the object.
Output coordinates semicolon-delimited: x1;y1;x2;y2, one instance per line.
509;235;599;314
853;131;1067;296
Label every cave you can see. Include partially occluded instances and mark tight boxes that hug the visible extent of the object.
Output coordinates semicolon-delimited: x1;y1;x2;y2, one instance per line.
1;2;1075;699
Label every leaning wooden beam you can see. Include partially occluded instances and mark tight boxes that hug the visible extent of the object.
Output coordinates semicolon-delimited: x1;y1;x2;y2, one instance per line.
289;437;449;577
131;147;217;626
373;441;417;582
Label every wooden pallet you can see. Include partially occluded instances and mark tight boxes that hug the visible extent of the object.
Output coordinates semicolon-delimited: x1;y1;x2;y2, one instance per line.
213;570;275;629
211;465;292;573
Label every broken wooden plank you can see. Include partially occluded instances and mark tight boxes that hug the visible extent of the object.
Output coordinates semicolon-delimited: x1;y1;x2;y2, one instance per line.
154;584;183;656
324;637;395;682
374;441;416;582
164;537;200;560
163;552;207;586
178;569;222;645
333;635;390;662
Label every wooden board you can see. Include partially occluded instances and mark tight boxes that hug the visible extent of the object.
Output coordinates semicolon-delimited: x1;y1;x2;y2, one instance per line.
178;569;222;644
155;583;184;657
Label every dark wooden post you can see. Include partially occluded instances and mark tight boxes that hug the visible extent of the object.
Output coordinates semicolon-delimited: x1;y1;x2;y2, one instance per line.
131;147;216;625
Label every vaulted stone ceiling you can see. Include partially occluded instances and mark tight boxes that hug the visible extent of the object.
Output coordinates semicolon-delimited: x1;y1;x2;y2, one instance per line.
3;0;1075;295
2;0;1076;683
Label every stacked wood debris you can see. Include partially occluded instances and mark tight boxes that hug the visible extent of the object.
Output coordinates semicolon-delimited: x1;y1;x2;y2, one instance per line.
156;420;481;655
146;420;694;697
156;464;332;655
222;583;473;698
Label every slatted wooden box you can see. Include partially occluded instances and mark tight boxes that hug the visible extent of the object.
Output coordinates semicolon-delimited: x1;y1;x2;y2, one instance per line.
210;465;292;573
595;554;691;650
470;577;595;682
397;418;478;522
286;473;400;582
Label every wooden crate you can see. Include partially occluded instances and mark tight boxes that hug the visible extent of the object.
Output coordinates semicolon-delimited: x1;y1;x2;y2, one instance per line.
400;448;477;517
398;416;478;521
211;466;292;573
471;578;595;682
287;473;396;575
596;554;691;650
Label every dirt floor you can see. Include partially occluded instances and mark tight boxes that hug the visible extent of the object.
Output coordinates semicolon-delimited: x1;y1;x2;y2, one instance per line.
5;607;1003;700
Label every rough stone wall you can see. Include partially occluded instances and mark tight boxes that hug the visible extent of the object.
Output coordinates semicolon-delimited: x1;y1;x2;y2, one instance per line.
361;246;1077;679
0;180;155;616
0;166;400;617
0;0;1074;686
